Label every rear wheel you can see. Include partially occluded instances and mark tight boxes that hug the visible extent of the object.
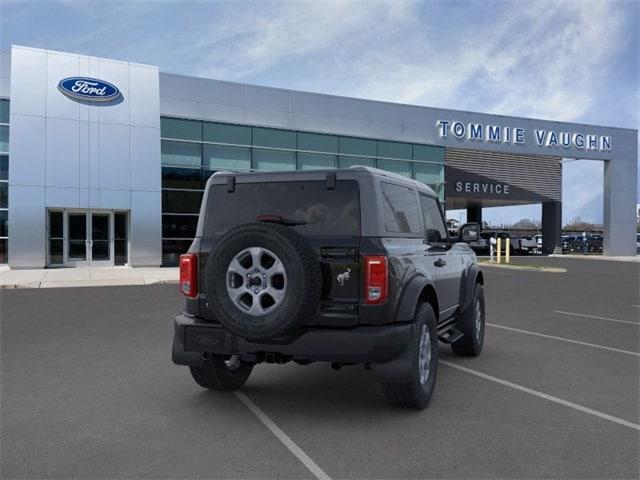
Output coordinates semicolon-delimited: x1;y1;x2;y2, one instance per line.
451;283;485;357
189;355;253;391
382;303;438;409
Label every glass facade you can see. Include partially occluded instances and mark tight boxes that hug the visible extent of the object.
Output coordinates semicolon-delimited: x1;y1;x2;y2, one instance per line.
0;99;8;264
160;116;445;265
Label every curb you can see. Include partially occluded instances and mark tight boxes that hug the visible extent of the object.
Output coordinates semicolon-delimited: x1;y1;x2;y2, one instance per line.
0;279;179;289
479;262;567;273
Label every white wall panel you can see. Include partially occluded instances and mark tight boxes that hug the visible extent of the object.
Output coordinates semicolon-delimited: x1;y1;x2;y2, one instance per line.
130;126;160;191
100;189;130;209
46;186;79;207
243;107;288;128
197;102;244;124
8;185;46;267
9;114;46;186
46;117;79;188
98;122;130;190
130;66;160;128
130;190;161;265
244;85;288;112
198;78;244;106
10;47;46;116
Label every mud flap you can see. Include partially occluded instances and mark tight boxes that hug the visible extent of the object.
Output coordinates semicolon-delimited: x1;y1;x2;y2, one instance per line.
371;339;414;382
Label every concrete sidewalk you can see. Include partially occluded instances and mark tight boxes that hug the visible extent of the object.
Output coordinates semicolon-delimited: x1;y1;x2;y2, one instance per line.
0;266;179;289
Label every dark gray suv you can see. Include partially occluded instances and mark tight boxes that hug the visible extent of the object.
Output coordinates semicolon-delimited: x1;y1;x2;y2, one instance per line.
172;167;485;409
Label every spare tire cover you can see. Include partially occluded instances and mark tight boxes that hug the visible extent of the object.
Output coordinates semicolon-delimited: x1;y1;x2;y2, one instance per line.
204;222;322;342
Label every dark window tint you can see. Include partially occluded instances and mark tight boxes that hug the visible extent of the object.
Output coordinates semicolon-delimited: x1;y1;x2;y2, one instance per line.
0;182;6;208
49;211;63;238
380;182;421;234
162;190;203;214
0;99;9;124
162;214;198;238
205;180;360;237
0;238;7;263
420;195;447;243
161;117;202;141
114;212;128;265
162;167;202;189
0;210;7;237
0;155;7;181
162;239;193;266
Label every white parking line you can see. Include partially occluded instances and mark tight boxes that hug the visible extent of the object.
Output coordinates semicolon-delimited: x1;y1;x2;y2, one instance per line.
486;323;640;357
235;391;331;480
554;310;639;326
441;361;640;432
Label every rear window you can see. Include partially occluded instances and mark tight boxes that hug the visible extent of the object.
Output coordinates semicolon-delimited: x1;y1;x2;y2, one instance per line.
205;180;360;237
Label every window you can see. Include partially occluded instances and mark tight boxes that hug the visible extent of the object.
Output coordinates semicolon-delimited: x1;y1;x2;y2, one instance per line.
161;141;201;167
377;159;412;178
203;122;251;145
162;190;203;214
162;215;198;238
253;148;295;171
339;137;376;157
161;117;202;141
0;155;7;180
0;183;7;208
205;180;360;237
162;167;202;190
0;210;7;237
114;212;128;266
162;239;193;266
380;182;421;234
413;162;442;186
252;127;296;149
413;144;445;163
0;99;8;124
297;152;336;170
203;144;250;171
378;141;411;160
338;156;375;169
0;126;8;154
420;195;447;243
298;132;338;153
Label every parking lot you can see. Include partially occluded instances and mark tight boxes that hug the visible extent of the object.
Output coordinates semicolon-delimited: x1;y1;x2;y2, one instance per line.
1;257;638;479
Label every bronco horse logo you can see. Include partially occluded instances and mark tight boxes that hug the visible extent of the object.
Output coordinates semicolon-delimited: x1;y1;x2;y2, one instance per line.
336;268;351;286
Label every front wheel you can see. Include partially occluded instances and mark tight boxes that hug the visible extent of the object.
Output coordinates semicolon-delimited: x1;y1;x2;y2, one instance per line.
382;303;439;409
189;355;253;391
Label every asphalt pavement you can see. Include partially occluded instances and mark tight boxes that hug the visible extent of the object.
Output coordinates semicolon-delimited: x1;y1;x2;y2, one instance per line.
1;257;638;479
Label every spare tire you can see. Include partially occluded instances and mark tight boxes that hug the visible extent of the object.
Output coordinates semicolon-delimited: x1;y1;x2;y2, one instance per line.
204;222;322;342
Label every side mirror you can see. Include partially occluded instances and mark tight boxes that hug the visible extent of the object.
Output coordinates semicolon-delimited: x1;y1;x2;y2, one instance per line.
459;223;481;242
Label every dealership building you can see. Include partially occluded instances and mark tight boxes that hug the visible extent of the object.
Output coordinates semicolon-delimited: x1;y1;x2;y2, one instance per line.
0;45;637;268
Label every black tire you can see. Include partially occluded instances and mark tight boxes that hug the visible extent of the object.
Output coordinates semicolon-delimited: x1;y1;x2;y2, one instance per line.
189;356;253;391
451;283;485;357
204;222;322;342
382;303;439;409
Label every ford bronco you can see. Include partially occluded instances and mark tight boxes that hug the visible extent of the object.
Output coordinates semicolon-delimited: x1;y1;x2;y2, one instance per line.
172;167;485;409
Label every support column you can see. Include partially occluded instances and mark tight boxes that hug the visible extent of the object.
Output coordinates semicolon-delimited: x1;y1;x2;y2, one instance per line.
603;154;637;256
542;201;562;254
467;204;482;224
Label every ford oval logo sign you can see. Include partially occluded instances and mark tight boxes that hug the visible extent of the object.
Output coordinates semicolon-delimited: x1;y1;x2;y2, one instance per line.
58;77;121;102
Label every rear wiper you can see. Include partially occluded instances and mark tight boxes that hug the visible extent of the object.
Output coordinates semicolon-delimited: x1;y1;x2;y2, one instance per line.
256;215;308;226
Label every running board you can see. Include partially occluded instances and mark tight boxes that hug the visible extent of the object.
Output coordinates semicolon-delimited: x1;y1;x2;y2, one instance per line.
439;326;464;344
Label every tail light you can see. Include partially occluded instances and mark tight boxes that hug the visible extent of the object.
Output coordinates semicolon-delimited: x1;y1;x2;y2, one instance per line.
179;254;198;298
364;255;388;304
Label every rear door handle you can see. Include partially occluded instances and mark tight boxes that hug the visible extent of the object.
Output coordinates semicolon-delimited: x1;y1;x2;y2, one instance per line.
434;258;447;267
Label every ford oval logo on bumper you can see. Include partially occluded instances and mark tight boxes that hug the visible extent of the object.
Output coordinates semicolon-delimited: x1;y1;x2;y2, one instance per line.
58;77;121;102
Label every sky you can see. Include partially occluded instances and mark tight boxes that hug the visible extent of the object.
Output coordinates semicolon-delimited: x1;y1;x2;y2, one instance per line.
1;0;638;225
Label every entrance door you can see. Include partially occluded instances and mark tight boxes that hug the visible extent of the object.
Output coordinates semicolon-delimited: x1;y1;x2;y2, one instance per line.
50;210;129;267
90;213;112;266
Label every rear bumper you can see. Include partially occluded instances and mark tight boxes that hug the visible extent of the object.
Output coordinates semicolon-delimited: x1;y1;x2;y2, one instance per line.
172;313;412;367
